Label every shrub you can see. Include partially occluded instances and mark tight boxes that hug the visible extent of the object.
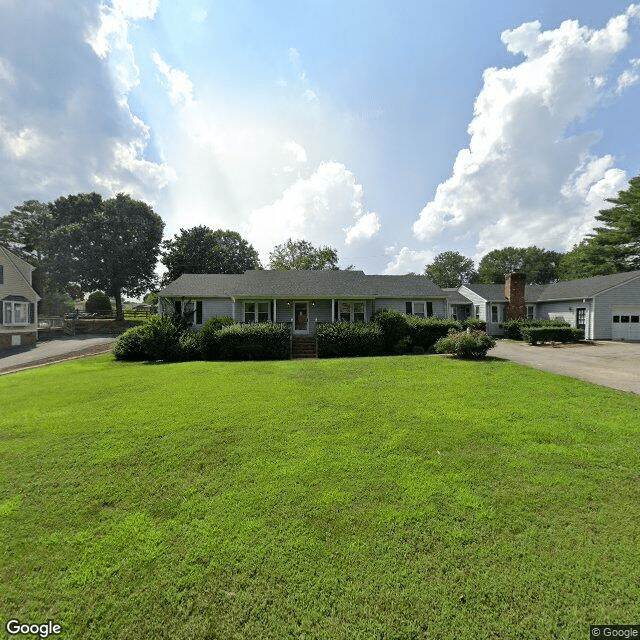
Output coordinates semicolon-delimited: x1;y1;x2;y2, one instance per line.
199;316;235;360
502;318;570;340
317;322;384;358
112;314;184;362
177;331;202;361
406;317;462;352
434;329;496;359
521;326;584;345
203;322;291;361
462;318;487;331
112;324;151;361
85;291;112;314
371;309;410;354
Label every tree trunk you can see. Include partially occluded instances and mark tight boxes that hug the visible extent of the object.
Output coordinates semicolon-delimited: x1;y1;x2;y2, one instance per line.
114;288;124;321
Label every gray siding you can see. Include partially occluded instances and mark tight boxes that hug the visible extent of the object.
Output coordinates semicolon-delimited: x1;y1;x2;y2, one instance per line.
593;278;640;340
373;298;447;318
536;299;592;339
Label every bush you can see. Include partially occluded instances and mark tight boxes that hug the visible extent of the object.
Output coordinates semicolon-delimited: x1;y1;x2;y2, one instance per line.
462;318;487;331
112;324;151;361
199;316;235;360
406;317;462;352
112;314;185;362
85;291;112;314
434;329;496;359
521;326;584;345
202;322;291;361
371;309;410;354
317;322;384;358
502;318;570;340
178;330;202;361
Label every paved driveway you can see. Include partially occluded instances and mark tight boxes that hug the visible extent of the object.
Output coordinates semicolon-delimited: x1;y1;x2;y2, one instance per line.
491;340;640;395
0;336;116;374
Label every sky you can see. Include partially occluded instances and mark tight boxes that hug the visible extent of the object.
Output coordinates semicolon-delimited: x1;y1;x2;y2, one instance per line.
1;0;640;276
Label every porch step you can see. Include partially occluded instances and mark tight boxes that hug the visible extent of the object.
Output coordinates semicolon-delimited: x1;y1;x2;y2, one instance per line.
292;337;317;359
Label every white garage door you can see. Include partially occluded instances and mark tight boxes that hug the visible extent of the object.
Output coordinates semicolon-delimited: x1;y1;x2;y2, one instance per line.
612;306;640;340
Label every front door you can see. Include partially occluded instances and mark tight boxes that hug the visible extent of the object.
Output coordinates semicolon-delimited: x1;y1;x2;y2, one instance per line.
294;302;309;334
576;308;586;333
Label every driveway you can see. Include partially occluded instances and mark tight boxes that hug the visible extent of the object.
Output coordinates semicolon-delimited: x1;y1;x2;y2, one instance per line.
0;335;116;375
491;340;640;395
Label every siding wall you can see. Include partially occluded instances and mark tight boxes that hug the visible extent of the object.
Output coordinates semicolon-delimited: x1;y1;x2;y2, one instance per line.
536;300;592;338
0;254;39;336
373;298;447;318
592;278;640;340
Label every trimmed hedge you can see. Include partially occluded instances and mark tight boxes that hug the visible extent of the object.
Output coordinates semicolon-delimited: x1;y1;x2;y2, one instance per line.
521;326;584;344
434;329;496;359
202;323;291;361
371;310;409;354
199;316;235;360
502;318;570;340
317;322;384;358
406;317;462;352
462;318;487;331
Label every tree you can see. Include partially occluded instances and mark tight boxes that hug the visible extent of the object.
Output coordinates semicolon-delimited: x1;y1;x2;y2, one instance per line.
161;226;261;284
476;246;564;284
587;175;640;272
269;238;339;270
424;251;476;287
49;193;164;320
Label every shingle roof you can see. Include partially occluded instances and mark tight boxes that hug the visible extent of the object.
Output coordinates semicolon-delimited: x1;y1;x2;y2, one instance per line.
443;288;475;304
158;270;447;299
461;271;640;303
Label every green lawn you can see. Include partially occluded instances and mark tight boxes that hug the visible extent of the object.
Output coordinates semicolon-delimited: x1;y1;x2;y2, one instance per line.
1;354;639;639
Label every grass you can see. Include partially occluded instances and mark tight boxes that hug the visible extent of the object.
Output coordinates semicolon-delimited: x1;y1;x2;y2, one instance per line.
1;353;639;639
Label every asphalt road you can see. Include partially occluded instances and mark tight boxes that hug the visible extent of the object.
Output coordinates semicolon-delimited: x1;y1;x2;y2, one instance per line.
491;340;640;395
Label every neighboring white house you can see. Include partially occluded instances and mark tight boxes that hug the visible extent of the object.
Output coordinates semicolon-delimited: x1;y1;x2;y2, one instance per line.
0;245;40;351
458;271;640;340
157;270;449;337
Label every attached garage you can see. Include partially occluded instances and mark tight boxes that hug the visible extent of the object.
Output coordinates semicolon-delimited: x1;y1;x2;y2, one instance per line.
611;306;640;341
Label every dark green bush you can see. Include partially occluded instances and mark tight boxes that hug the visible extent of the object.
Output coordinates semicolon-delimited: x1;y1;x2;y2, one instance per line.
203;322;291;361
406;317;462;352
112;324;151;361
85;291;112;314
462;318;487;331
178;331;202;361
371;309;409;354
522;326;584;344
434;329;496;359
502;318;570;340
112;314;184;361
199;316;236;360
317;322;384;358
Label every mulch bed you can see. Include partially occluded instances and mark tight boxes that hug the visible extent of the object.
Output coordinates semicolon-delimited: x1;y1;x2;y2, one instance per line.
0;340;117;376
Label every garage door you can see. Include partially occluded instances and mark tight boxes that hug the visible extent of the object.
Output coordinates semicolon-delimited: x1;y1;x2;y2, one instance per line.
612;306;640;340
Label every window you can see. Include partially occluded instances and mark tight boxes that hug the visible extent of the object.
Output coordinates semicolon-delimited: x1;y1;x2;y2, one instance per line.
632;316;639;323
244;301;270;323
621;315;630;323
174;300;181;316
2;300;30;326
405;301;433;318
475;305;480;319
491;305;499;323
527;305;535;319
0;264;3;284
196;301;203;325
613;315;620;323
337;301;366;323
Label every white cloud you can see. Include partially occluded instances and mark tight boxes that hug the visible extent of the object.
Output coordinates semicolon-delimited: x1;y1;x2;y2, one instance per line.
0;0;171;212
412;6;640;257
384;247;435;275
152;51;194;106
616;57;640;92
244;162;381;262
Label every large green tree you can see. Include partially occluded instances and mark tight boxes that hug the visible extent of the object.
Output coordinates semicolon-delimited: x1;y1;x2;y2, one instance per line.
50;193;164;320
160;226;261;285
476;246;563;284
268;238;339;270
424;251;476;288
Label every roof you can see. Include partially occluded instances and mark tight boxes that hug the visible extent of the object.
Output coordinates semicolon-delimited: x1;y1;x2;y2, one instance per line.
158;270;446;299
461;271;640;303
442;288;476;304
535;271;640;301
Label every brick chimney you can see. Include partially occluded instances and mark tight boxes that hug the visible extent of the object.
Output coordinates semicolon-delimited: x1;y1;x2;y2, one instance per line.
504;272;526;320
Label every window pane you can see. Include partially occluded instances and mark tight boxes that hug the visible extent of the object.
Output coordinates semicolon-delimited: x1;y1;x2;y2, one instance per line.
475;305;480;319
340;302;351;322
427;302;433;317
491;306;498;322
258;302;269;323
354;302;364;313
405;302;412;315
15;303;27;323
4;301;12;323
414;302;425;318
244;303;255;323
632;316;639;323
621;315;630;323
613;315;620;322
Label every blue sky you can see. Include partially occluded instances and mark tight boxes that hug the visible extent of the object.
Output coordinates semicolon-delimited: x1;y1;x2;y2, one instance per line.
1;0;639;275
